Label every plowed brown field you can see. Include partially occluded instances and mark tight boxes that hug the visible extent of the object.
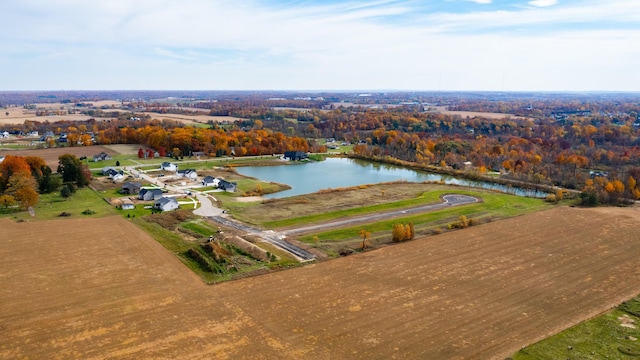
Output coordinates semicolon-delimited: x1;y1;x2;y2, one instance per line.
2;206;640;359
0;146;118;170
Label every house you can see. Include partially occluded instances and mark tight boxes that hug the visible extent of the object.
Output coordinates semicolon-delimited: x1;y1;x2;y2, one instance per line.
27;131;39;137
177;169;197;180
160;162;177;172
102;166;116;175
93;152;112;162
121;198;135;210
0;131;9;138
284;151;308;161
218;179;237;192
138;188;164;201
121;181;142;195
202;176;219;187
154;197;179;212
107;168;124;181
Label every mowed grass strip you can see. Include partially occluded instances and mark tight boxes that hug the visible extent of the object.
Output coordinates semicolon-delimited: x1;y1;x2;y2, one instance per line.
297;190;549;242
262;188;547;230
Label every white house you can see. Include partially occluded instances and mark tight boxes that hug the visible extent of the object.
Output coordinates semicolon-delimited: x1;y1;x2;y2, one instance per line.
121;198;135;210
138;188;164;201
1;131;9;138
160;162;177;172
107;168;124;181
202;176;219;187
177;169;197;180
154;197;179;212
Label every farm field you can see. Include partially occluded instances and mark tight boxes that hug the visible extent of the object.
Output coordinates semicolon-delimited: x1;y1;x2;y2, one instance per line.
3;206;640;359
0;145;122;170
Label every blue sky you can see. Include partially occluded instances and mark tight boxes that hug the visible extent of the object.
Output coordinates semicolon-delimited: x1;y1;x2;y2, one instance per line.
1;0;639;91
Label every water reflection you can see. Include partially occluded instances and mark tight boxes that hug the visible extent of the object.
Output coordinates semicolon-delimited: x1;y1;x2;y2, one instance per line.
235;157;547;199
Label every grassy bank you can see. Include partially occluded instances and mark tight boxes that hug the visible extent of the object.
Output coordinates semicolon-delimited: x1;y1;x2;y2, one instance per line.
297;189;549;243
512;295;640;359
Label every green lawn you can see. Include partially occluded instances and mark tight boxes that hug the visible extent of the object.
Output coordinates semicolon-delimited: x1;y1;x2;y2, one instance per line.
296;190;550;243
1;187;117;221
264;189;546;230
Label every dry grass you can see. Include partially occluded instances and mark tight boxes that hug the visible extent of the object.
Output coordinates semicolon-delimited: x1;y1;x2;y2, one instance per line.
3;207;640;358
233;182;449;223
430;105;525;120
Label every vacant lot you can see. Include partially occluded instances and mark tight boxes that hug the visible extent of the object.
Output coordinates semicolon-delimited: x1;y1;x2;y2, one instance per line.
2;207;640;359
0;145;120;170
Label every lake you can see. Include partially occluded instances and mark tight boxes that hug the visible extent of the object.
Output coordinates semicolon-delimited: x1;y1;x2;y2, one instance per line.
235;158;548;199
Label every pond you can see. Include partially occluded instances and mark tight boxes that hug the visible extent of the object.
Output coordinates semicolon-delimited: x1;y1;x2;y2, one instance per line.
235;158;548;199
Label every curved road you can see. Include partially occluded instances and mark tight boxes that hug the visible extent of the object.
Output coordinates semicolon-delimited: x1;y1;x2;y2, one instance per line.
127;165;477;261
282;194;478;235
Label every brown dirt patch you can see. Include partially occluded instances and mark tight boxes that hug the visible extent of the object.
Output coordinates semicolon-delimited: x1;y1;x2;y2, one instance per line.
0;146;117;170
3;207;640;359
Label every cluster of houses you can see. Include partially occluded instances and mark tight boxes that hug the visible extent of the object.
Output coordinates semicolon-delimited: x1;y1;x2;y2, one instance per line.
119;182;179;212
116;170;237;212
202;176;237;192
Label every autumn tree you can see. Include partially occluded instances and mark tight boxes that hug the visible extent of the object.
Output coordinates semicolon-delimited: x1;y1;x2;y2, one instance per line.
0;155;31;191
24;156;58;194
0;194;16;208
359;229;371;249
391;223;413;242
5;173;39;209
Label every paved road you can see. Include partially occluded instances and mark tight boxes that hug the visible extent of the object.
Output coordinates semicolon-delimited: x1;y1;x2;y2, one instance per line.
282;194;478;235
127;165;477;262
207;216;316;262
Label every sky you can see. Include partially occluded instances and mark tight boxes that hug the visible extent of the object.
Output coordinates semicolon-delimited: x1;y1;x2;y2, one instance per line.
1;0;639;92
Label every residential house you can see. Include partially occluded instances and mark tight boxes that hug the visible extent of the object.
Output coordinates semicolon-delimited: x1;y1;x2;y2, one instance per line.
0;131;9;138
202;176;219;187
192;151;205;159
154;197;179;212
102;166;116;175
177;169;197;180
160;162;177;172
121;181;142;195
138;188;164;201
121;198;135;210
93;152;112;162
107;168;124;181
284;151;308;161
27;131;39;137
218;179;237;192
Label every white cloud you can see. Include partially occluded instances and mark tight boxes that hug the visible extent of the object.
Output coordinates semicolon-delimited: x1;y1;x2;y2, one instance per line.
0;0;639;91
528;0;558;7
466;0;492;4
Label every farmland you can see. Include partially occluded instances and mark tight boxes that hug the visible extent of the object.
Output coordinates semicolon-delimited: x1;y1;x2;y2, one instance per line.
3;206;640;359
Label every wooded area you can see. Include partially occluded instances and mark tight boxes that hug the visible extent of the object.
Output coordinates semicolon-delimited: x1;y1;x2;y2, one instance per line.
2;92;639;205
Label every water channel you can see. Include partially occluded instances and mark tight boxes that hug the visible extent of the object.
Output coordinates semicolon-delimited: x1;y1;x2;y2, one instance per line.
235;157;548;199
